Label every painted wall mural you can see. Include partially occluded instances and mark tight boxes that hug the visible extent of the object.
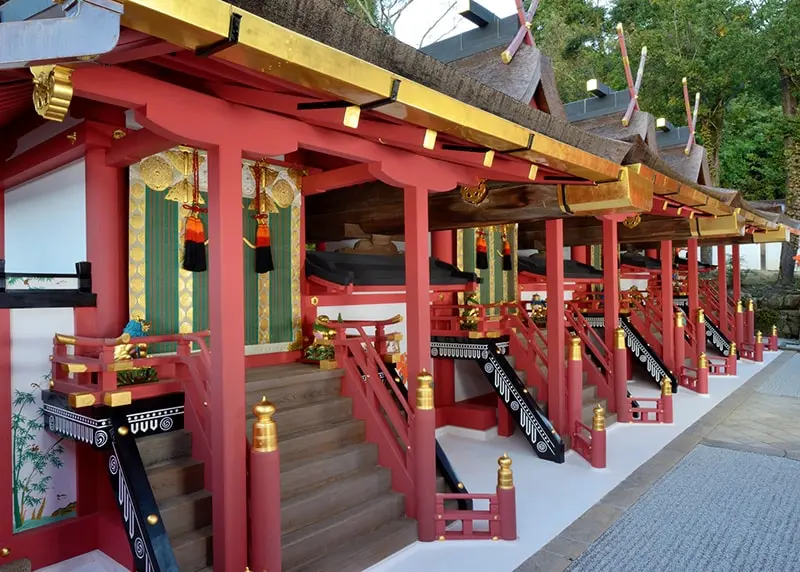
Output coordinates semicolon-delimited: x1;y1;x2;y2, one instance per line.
456;225;519;308
4;161;86;533
128;149;303;353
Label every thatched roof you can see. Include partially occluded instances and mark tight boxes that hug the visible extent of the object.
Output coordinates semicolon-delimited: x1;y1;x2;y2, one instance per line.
660;144;711;186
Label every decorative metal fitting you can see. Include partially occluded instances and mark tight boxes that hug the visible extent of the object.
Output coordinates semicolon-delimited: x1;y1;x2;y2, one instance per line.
497;453;514;489
252;396;278;452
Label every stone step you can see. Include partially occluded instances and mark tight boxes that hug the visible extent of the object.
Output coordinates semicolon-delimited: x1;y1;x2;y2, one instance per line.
280;442;378;501
146;457;205;504
281;493;407;571
159;489;212;539
277;418;366;465
288;518;418;572
171;525;213;572
281;466;393;535
138;430;192;469
247;395;354;437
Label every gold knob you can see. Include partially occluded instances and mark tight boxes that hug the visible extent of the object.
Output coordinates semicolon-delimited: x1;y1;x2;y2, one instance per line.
417;370;434;410
497;454;514;489
0;547;9;557
146;514;159;525
117;426;129;436
592;405;606;432
252;396;278;453
661;377;672;397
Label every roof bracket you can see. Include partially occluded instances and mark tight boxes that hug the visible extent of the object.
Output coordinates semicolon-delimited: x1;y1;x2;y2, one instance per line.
297;79;402;112
500;133;535;154
195;12;241;57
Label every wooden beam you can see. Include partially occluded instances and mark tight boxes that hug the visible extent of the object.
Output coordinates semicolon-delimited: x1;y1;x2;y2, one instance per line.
106;128;174;167
305;181;561;241
302;163;378;195
520;215;693;248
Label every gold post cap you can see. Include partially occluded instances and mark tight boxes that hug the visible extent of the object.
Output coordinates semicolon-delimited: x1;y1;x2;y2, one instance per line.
614;328;625;350
675;311;685;327
756;331;762;342
417;369;434;410
697;308;705;323
497;453;514;489
253;396;276;420
748;299;754;311
730;342;737;355
592;405;606;432
252;396;278;453
699;353;708;369
569;336;582;361
772;324;778;336
661;376;672;396
736;300;743;313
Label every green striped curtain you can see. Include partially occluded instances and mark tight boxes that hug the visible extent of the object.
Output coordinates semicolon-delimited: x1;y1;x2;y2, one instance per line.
457;227;517;309
145;187;179;354
268;207;294;343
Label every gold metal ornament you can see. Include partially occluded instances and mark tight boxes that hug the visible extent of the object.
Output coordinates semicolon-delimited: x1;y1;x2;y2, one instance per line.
622;214;641;229
272;178;296;209
252;397;278;452
460;179;488;205
497;454;514;489
30;65;73;122
140;155;175;191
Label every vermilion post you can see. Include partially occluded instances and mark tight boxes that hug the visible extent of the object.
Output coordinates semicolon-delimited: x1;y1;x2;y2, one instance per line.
567;337;583;434
732;244;742;305
415;371;436;541
496;455;517;541
249;398;281;572
660;240;674;371
728;342;738;376
769;325;779;351
717;245;729;336
661;377;673;424
590;405;607;469
613;328;630;423
645;248;657;258
545;219;566;434
207;144;248;571
747;299;756;346
571;246;589;264
686;239;700;347
674;311;686;375
696;309;706;366
697;353;709;394
602;217;620;411
431;231;455;409
735;300;744;348
754;332;764;362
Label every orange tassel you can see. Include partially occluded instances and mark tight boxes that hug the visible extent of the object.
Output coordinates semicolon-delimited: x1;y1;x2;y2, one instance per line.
256;221;270;248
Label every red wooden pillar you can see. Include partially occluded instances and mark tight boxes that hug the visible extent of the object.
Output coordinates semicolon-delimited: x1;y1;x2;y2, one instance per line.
431;230;455;410
660;240;674;372
674;311;686;372
613;328;630;423
0;188;10;547
717;244;729;336
207;144;248;571
546;219;566;435
404;185;434;538
645;248;657;258
602;218;620;397
567;337;582;434
735;301;745;348
732;244;742;305
686;239;700;360
414;371;436;541
571;246;588;264
747;300;756;346
249;399;281;572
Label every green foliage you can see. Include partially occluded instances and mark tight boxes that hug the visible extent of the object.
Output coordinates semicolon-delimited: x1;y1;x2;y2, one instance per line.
12;375;66;530
755;306;782;335
117;367;159;386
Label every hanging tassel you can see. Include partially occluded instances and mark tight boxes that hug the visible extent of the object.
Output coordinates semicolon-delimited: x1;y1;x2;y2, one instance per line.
476;229;488;270
255;219;274;273
502;232;512;271
253;162;274;274
182;150;207;273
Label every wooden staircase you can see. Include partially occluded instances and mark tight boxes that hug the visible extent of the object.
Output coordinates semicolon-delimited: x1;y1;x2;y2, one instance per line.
245;363;417;572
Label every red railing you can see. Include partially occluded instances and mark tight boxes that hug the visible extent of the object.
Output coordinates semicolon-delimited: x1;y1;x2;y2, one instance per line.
430;303;504;337
435;456;516;541
626;296;664;355
501;302;548;401
329;318;414;505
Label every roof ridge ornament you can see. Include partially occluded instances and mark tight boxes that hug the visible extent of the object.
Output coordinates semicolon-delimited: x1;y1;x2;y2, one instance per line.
615;23;647;127
501;0;540;64
682;78;701;156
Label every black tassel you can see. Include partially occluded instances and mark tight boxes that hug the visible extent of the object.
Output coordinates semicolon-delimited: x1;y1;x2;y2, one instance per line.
476;230;489;270
255;245;274;274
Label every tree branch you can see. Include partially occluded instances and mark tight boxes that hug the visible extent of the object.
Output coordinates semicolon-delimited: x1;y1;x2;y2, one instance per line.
418;1;458;48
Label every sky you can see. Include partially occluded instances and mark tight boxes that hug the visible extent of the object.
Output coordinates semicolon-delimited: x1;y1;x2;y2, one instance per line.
395;0;611;49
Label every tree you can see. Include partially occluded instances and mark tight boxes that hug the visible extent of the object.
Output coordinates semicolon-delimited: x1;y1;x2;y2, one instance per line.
343;0;416;35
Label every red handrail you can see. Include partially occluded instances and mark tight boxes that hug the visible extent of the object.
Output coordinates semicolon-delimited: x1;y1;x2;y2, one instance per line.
501;302;548;400
565;303;610;371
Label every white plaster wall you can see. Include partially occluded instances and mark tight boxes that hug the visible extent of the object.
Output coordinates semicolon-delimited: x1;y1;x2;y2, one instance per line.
708;243;782;271
4;159;86;533
454;360;491;401
620;278;649;291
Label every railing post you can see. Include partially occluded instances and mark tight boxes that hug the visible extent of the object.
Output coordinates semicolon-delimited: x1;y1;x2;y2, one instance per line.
735;300;744;348
674;311;685;375
496;454;517;541
754;331;764;362
567;337;583;432
747;299;756;346
769;325;779;351
249;397;281;572
661;376;673;424
728;342;737;376
695;308;706;366
590;405;606;469
697;353;709;395
613;328;630;423
415;370;436;542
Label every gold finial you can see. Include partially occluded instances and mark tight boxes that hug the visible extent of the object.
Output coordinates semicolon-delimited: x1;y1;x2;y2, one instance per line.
592;405;606;432
661;377;672;397
614;328;625;350
146;514;159;525
417;370;434;410
117;426;129;436
747;299;754;312
252;397;278;452
756;331;762;343
736;300;743;313
675;311;685;328
569;336;582;361
697;308;705;324
497;454;514;489
772;324;778;336
699;353;708;369
0;547;9;557
730;342;737;356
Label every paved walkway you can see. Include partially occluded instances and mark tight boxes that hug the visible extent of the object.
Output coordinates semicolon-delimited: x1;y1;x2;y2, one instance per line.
516;352;800;572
